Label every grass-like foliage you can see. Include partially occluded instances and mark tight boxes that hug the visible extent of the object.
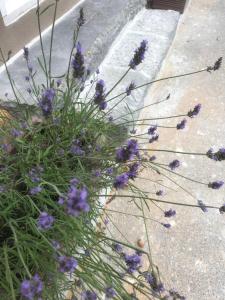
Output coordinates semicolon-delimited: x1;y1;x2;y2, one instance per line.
0;2;224;300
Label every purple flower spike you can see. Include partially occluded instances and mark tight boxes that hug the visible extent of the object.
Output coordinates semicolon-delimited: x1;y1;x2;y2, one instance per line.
93;79;107;110
112;243;123;253
149;155;156;162
162;223;171;229
116;139;139;163
207;148;225;161
105;287;116;298
114;173;129;189
129;40;148;69
208;180;224;189
219;203;225;214
66;186;90;216
39;88;55;117
127;162;139;180
198;200;208;213
164;209;176;218
23;47;29;60
56;79;62;87
58;256;78;273
72;42;85;79
149;134;159;144
37;212;54;230
11;128;23;138
177;119;187;130
169;159;180;170
124;253;141;273
126;81;136;96
20;274;43;300
30;186;42;195
82;291;97;300
156;190;163;196
148;125;157;135
187;104;201;118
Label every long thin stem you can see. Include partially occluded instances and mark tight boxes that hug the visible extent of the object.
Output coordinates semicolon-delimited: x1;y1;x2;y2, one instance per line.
140;148;206;156
0;48;20;104
106;68;208;103
37;0;49;87
105;68;130;98
9;222;32;278
49;0;58;85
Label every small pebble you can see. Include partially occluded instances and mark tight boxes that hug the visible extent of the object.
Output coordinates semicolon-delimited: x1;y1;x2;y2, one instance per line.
137;239;145;248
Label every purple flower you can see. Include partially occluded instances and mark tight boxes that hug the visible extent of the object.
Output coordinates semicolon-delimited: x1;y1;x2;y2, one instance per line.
116;139;139;163
58;256;78;273
30;186;42;195
208;180;224;189
219;203;225;214
23;47;29;60
105;287;116;298
70;178;79;186
114;173;129;189
169;289;186;300
129;40;148;69
161;223;171;229
28;167;43;183
148;125;157;135
11;128;23;138
93;170;101;177
93;80;107;110
56;79;62;87
70;145;85;156
149;155;156;162
126;81;136;96
66;186;90;216
39;88;55;117
112;243;123;253
130;128;137;134
37;212;54;230
187;104;201;118
164;209;176;217
177;119;187;130
20;274;43;300
58;196;65;205
156;190;163;196
169;159;180;170
52;240;61;250
82;291;97;300
127;163;139;180
145;272;164;293
149;134;159;144
124;253;141;273
77;8;85;27
198;200;208;213
72;42;85;79
207;147;225;161
106;167;113;175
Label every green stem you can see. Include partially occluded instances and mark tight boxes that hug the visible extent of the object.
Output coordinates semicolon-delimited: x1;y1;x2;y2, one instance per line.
106;68;208;103
9;222;32;278
49;0;58;85
37;0;49;87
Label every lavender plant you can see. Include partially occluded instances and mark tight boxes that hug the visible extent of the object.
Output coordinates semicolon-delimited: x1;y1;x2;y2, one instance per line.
0;3;224;300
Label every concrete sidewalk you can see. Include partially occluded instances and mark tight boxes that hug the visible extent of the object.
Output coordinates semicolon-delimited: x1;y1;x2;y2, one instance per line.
108;0;225;299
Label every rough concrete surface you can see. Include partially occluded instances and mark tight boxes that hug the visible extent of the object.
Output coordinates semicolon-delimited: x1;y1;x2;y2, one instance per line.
97;9;179;118
108;0;225;299
0;0;145;99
